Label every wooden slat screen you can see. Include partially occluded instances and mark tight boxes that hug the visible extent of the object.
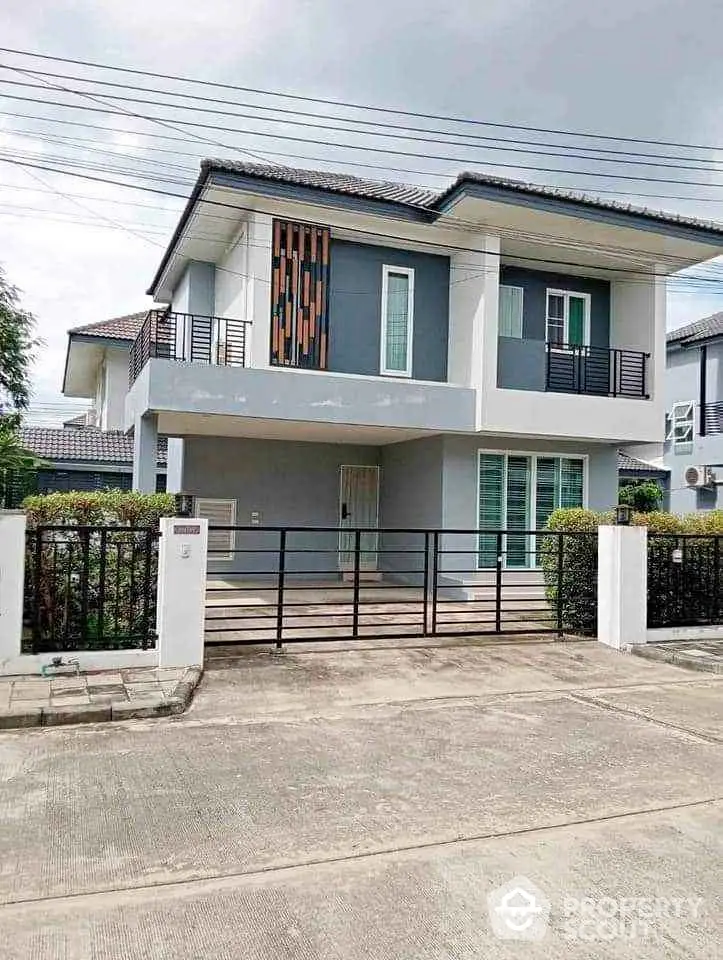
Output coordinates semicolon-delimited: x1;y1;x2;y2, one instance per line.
270;219;330;368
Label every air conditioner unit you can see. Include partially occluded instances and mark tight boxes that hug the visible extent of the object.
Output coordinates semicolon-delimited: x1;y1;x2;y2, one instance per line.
685;465;716;488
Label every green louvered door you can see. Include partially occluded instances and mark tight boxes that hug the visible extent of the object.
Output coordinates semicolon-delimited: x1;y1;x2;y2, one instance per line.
478;454;505;568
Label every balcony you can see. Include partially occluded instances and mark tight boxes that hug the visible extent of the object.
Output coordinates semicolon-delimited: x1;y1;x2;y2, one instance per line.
545;343;649;399
701;402;723;436
129;310;251;385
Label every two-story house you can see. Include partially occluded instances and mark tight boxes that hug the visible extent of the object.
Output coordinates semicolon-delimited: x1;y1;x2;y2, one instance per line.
21;312;168;494
631;314;723;512
123;161;723;581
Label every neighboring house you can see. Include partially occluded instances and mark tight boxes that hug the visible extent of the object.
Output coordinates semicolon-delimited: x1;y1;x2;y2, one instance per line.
20;425;167;494
11;311;167;499
631;314;723;512
120;160;723;579
617;450;670;509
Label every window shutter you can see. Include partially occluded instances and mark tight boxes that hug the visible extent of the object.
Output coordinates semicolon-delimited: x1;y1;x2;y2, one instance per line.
535;457;559;529
559;459;584;508
498;285;524;339
568;296;586;346
195;498;236;560
478;454;505;568
505;455;531;568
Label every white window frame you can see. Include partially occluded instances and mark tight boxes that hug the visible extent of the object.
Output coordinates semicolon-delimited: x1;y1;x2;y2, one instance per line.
476;449;589;569
380;264;415;377
545;289;591;349
666;401;695;447
498;284;525;339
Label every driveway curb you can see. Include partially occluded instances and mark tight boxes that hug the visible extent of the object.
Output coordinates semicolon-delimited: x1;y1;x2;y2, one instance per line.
630;644;723;675
0;666;203;730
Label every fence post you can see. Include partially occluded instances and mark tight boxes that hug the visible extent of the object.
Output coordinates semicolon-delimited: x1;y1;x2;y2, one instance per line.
597;524;648;649
0;511;26;668
157;516;208;668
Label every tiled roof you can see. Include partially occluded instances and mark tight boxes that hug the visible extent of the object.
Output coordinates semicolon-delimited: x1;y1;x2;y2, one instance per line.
617;451;668;474
204;159;723;234
21;428;167;466
204;159;439;209
69;312;147;342
667;312;723;346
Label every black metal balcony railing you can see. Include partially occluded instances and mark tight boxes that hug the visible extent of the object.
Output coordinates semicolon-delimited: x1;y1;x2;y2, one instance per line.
545;343;649;399
129;310;251;384
700;401;723;436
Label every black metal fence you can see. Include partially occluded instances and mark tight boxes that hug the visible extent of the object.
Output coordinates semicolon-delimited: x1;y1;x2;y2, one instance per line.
204;526;594;647
23;525;159;653
129;309;251;384
647;534;723;628
545;343;649;398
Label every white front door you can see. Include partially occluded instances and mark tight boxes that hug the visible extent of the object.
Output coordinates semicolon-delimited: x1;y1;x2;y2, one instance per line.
338;465;380;572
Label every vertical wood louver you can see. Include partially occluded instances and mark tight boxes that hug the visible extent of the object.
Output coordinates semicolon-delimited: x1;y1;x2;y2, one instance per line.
270;219;330;368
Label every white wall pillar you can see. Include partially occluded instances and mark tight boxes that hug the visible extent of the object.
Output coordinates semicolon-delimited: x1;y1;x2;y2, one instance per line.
597;524;648;649
156;517;208;668
132;413;158;492
0;511;26;665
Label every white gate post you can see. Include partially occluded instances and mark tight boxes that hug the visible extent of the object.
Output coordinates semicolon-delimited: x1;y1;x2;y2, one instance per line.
0;511;26;666
597;524;648;649
157;517;208;668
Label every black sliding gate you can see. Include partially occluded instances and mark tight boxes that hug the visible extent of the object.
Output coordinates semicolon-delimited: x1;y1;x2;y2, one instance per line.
205;526;586;648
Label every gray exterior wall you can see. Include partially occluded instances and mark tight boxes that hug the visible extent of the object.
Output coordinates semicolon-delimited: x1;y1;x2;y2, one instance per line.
378;437;444;583
171;260;216;315
497;265;611;391
439;435;619;577
182;436;379;574
328;239;450;381
663;342;723;512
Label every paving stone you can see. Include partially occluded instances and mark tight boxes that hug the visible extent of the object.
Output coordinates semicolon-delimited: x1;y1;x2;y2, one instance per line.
87;684;126;698
50;677;87;694
121;669;160;683
11;681;51;700
156;668;184;682
86;672;123;686
126;683;162;697
0;707;42;729
51;695;91;707
127;690;164;703
10;696;49;708
42;703;112;726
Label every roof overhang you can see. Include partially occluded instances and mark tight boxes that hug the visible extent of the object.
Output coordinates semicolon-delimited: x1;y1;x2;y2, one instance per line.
148;165;723;301
62;334;130;398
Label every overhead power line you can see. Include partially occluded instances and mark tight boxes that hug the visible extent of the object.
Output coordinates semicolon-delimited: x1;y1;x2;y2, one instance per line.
3;69;723;172
4;46;723;154
4;154;723;291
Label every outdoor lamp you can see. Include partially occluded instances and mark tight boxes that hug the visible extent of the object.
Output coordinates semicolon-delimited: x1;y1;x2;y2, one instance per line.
615;503;633;526
174;492;195;517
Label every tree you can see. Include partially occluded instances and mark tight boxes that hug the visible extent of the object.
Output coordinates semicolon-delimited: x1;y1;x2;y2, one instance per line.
619;479;664;513
0;266;37;411
0;267;39;496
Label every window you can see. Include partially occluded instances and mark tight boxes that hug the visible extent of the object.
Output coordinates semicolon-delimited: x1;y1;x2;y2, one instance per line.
499;285;524;339
478;452;586;568
545;290;590;348
666;401;694;448
381;265;414;376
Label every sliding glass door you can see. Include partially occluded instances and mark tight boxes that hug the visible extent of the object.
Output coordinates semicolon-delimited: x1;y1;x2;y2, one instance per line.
478;453;585;568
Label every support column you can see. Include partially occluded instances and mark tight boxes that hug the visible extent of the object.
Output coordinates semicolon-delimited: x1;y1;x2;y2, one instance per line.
132;413;158;492
156;517;208;668
597;525;648;649
0;511;26;667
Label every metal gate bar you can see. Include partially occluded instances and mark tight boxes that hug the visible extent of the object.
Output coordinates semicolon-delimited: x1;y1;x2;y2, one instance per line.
204;526;590;648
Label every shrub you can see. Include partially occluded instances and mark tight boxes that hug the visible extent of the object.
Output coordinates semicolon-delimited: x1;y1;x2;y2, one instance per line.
22;489;175;528
542;508;723;635
618;479;664;513
21;490;176;653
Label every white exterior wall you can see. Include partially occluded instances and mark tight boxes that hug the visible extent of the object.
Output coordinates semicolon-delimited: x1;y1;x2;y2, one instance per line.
99;349;130;430
214;222;248;326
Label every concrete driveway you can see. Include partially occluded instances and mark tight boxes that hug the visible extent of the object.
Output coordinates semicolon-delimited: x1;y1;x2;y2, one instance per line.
1;640;722;958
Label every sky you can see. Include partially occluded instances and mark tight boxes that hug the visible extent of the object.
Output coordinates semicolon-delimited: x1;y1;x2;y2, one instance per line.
3;0;723;424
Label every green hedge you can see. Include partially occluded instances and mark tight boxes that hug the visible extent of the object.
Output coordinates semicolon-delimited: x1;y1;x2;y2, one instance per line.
541;508;723;635
22;489;175;528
